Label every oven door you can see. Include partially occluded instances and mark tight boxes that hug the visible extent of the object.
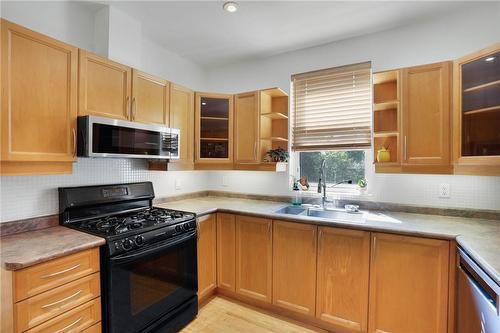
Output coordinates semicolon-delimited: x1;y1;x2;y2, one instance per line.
104;231;197;333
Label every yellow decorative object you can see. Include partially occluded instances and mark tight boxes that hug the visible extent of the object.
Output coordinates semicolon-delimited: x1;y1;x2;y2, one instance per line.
377;147;391;163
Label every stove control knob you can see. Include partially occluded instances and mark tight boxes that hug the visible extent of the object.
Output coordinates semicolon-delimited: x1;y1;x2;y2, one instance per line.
135;235;145;246
175;225;182;233
182;223;190;231
122;238;134;250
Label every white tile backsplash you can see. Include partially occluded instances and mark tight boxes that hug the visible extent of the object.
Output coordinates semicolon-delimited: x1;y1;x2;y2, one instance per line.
0;158;209;222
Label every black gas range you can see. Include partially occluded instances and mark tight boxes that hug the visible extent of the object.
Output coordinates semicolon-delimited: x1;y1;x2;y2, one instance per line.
59;182;198;333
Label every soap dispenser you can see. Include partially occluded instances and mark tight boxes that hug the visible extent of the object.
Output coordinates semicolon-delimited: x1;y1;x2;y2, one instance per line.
292;181;302;206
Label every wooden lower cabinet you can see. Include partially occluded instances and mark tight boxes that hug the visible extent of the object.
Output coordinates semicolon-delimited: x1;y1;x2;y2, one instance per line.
216;213;236;292
316;227;370;333
272;220;317;316
368;233;450;333
1;248;101;333
235;215;273;303
197;214;217;302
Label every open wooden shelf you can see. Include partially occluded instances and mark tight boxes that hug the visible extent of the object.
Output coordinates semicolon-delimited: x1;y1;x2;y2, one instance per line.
261;137;288;142
373;131;399;138
463;79;500;93
463;105;500;115
201;116;228;121
374;100;398;111
261;112;288;120
200;137;229;141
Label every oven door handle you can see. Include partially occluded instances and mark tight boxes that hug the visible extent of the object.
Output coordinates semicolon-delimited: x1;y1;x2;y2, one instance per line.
110;230;196;264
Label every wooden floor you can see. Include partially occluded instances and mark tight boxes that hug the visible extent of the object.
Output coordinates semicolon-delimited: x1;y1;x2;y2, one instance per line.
181;297;328;333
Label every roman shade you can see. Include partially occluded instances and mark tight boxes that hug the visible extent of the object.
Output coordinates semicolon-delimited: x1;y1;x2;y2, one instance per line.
291;62;372;151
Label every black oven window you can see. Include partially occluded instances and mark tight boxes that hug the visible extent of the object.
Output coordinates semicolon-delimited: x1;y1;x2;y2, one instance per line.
129;251;182;315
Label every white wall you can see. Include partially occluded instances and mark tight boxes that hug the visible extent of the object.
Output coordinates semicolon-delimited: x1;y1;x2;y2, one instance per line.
0;1;98;51
206;2;500;93
203;2;500;211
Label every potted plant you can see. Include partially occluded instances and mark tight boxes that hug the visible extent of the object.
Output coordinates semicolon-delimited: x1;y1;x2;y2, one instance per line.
357;178;368;193
266;147;289;162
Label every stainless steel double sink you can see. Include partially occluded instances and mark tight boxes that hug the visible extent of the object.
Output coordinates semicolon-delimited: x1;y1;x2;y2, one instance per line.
274;205;365;223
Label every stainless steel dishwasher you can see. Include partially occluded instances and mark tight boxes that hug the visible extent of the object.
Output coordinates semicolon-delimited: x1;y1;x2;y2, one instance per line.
457;247;500;333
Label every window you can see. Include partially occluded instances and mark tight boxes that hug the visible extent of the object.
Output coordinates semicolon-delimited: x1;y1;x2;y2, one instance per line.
299;150;365;185
291;62;372;189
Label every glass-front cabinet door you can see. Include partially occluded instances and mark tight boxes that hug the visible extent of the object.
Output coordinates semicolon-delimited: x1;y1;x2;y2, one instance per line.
454;44;500;175
195;93;233;166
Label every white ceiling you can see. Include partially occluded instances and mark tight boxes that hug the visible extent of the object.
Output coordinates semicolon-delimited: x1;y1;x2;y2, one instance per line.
106;1;475;67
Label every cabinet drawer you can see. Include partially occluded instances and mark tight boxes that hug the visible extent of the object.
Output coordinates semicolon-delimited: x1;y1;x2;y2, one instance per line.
15;248;99;302
16;273;100;332
26;298;101;333
82;322;101;333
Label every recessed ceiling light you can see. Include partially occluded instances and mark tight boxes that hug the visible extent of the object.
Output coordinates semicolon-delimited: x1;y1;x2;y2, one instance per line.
223;1;238;13
485;56;496;62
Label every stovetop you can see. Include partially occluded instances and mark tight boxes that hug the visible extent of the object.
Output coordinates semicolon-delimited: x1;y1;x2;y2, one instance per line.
69;207;195;238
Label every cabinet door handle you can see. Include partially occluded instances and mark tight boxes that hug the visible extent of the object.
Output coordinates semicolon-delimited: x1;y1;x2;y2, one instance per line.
41;290;82;309
126;96;130;119
41;264;81;279
253;141;257;160
267;222;271;239
404;135;408;161
53;317;82;333
318;229;323;248
132;97;137;120
72;128;77;158
312;228;316;248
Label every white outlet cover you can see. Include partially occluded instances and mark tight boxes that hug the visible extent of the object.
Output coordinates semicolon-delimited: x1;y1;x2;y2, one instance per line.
221;176;228;187
439;183;450;198
175;179;181;190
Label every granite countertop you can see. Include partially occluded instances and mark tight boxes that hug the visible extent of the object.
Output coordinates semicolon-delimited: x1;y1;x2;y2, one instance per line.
0;226;105;270
156;196;500;285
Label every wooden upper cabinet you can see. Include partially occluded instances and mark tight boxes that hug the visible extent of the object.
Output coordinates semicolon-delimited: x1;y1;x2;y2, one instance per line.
453;43;500;175
169;84;195;169
216;213;236;292
272;221;317;317
195;92;234;167
197;214;217;303
235;215;272;303
79;50;131;120
402;61;452;170
368;233;450;333
234;91;260;164
132;70;170;125
316;227;370;333
1;19;78;174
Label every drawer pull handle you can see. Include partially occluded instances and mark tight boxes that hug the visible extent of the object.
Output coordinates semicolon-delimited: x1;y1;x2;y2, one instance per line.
41;290;82;309
53;317;83;333
41;264;81;279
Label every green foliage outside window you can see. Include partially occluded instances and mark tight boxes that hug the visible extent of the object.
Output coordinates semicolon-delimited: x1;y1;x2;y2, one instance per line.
299;151;365;185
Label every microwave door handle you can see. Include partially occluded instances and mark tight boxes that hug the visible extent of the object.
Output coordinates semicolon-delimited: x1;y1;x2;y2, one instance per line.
110;230;196;264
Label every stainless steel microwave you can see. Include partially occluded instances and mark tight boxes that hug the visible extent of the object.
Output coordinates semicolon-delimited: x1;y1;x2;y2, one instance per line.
77;116;180;160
